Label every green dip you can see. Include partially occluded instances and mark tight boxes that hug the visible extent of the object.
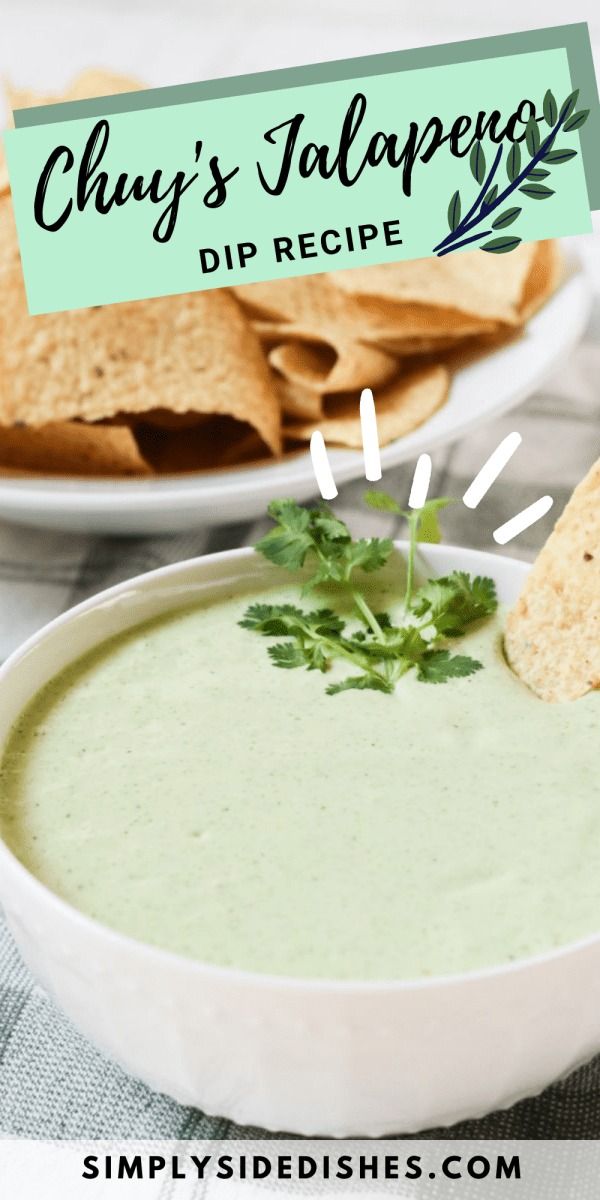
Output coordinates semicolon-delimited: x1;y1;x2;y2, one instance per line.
0;581;598;980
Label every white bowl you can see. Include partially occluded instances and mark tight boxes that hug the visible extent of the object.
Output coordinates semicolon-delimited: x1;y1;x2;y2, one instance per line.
0;250;592;535
1;543;599;1137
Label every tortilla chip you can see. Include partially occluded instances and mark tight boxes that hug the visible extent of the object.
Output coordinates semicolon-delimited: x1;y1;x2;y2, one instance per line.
518;241;562;322
284;365;448;449
0;421;151;476
268;335;397;394
366;331;488;357
234;277;315;325
0;193;281;455
276;377;323;422
329;245;538;329
505;458;600;702
235;274;399;394
343;297;500;348
134;417;271;473
5;69;143;116
127;409;211;431
423;325;522;374
236;275;485;345
213;428;272;468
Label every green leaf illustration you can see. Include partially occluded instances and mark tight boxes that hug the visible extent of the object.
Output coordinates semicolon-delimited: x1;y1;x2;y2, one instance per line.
470;141;486;184
525;118;541;157
506;142;521;182
447;190;461;231
563;109;589;133
559;89;579;122
542;147;577;165
481;236;522;254
435;85;586;263
543;89;558;126
519;182;555;199
492;206;521;230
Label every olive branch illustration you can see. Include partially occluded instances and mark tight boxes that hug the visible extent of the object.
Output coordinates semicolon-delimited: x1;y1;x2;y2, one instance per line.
433;88;589;256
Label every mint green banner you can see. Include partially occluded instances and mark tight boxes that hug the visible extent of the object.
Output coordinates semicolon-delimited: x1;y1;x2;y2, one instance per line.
3;23;599;315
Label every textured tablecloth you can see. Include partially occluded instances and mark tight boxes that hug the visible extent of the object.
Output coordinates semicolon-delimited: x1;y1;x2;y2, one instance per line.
0;229;599;1138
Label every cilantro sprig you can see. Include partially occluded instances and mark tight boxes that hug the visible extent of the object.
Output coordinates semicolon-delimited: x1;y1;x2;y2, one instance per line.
240;493;497;695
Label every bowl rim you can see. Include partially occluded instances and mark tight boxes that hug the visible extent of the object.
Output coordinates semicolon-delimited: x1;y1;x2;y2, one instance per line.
1;540;598;995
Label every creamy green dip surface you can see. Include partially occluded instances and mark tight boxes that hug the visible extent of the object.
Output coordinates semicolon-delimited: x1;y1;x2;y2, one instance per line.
0;581;598;981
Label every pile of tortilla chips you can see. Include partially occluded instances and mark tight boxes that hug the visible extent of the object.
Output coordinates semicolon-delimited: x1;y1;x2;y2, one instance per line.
0;72;562;479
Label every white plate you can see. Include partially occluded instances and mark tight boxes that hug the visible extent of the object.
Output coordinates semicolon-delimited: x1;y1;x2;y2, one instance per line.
0;251;592;535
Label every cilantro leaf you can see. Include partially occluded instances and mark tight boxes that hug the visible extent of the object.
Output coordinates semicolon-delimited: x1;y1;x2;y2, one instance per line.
267;499;310;531
417;651;483;683
243;492;497;697
255;499;348;571
344;537;394;574
303;642;331;672
394;625;430;660
416;497;454;545
411;578;459;623
411;572;497;634
268;642;307;669
255;525;314;571
239;602;306;634
310;508;352;543
363;489;402;513
307;609;345;637
363;492;453;543
255;499;393;589
373;611;392;629
449;572;498;616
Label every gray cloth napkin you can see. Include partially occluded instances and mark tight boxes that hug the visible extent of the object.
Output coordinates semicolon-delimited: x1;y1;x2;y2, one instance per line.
0;264;599;1139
